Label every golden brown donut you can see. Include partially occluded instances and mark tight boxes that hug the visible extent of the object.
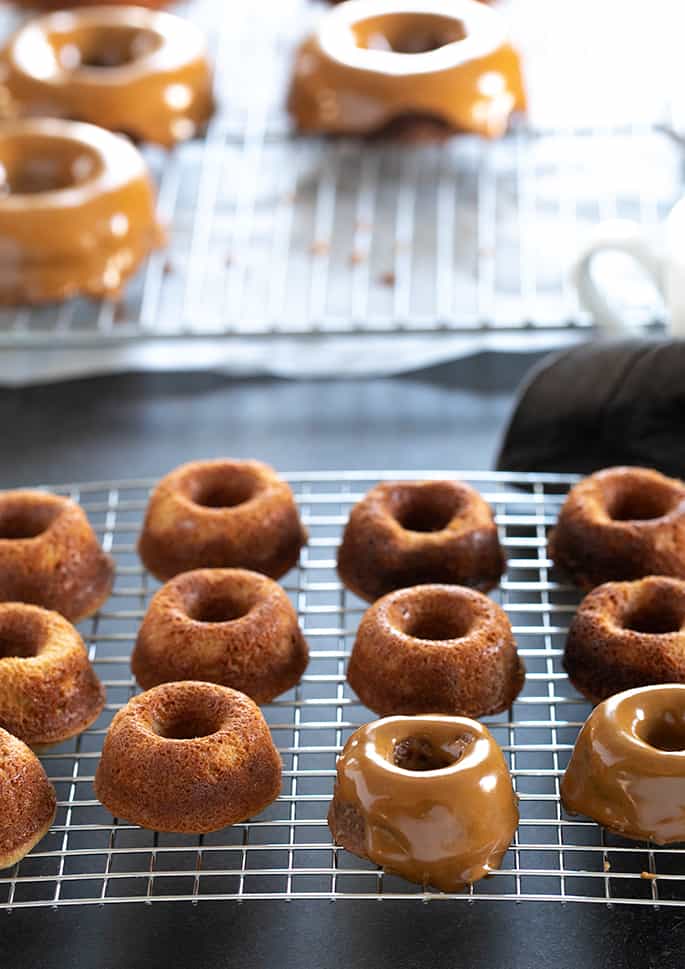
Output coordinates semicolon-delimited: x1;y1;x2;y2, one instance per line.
0;489;114;621
347;584;524;717
0;602;105;747
564;576;685;704
329;714;518;892
338;480;504;602
132;568;309;702
94;681;282;833
288;0;525;138
138;460;307;582
561;684;685;844
0;7;214;147
0;727;57;870
0;118;162;304
550;467;685;589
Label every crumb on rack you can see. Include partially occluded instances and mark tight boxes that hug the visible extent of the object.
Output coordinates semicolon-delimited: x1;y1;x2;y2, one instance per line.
640;871;658;881
310;240;330;256
603;860;611;873
378;271;396;287
163;260;174;276
349;249;366;265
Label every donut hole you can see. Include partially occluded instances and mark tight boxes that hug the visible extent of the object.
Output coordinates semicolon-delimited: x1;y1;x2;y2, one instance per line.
186;591;252;624
392;732;474;771
155;711;222;741
188;469;258;510
52;26;162;71
637;709;685;752
394;596;473;641
353;13;466;54
623;598;685;635
0;137;102;196
390;483;462;533
605;481;678;522
0;610;46;659
0;501;58;540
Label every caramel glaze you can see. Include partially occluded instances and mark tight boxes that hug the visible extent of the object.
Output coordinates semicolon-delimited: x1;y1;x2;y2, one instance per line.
0;603;105;747
1;7;214;147
132;568;309;703
138;459;308;582
550;467;685;590
0;727;56;871
561;685;685;844
338;480;505;603
0;119;163;304
94;681;282;833
288;0;525;138
329;715;518;892
347;583;525;718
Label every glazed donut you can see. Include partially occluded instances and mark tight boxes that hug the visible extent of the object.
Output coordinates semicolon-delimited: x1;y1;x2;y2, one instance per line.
0;727;56;870
0;118;162;304
0;7;214;147
564;576;685;704
0;488;114;621
328;714;518;892
562;684;685;844
550;467;685;589
132;568;309;702
288;0;525;138
337;480;505;602
138;460;307;582
94;681;282;832
0;603;105;747
347;584;524;718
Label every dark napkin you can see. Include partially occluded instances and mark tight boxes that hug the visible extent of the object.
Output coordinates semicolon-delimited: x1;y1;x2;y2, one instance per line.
496;340;685;477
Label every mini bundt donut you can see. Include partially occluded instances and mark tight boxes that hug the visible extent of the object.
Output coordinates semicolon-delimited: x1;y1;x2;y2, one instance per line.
562;684;685;844
329;714;518;892
347;584;524;717
94;682;282;833
0;727;57;870
1;7;214;147
0;489;114;621
563;576;685;704
132;568;309;702
138;460;307;582
0;603;105;747
338;480;505;602
549;467;685;589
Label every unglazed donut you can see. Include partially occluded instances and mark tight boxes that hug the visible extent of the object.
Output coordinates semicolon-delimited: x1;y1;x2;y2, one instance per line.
288;0;525;138
0;603;105;747
550;467;685;589
347;584;524;717
0;118;162;304
338;480;504;602
0;727;56;870
138;460;307;582
564;576;685;704
561;685;685;844
329;715;518;892
0;7;214;147
94;681;282;833
0;488;114;621
132;568;309;702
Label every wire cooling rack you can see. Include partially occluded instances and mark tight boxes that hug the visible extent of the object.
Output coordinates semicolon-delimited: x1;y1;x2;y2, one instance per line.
2;469;685;910
0;0;682;347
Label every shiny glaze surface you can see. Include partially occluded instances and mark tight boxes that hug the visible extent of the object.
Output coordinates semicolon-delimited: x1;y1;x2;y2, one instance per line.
329;715;518;891
1;6;214;146
288;0;525;137
0;118;162;304
561;685;685;844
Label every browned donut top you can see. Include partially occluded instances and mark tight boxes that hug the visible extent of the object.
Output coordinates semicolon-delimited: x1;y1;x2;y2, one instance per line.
562;467;685;531
0;727;56;865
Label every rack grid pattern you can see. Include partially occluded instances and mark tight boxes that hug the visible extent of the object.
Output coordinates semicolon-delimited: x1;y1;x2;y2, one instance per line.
0;0;681;346
2;470;685;910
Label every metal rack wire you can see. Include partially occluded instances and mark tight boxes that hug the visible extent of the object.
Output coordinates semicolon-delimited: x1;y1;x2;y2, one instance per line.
0;0;682;347
2;469;685;910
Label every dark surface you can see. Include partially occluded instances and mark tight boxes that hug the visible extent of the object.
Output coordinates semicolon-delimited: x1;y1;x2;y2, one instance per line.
1;353;685;969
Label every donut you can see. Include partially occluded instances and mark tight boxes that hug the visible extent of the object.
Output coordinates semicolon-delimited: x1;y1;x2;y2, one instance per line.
0;727;56;870
94;681;282;832
328;714;518;892
0;7;214;147
287;0;525;138
0;603;105;747
346;584;524;718
0;488;114;621
564;576;685;704
549;467;685;589
337;480;505;602
138;460;307;582
132;568;309;702
0;118;162;304
561;684;685;844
